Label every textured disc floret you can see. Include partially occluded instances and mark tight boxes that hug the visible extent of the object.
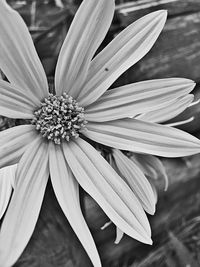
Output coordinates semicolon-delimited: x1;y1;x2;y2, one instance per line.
32;93;87;144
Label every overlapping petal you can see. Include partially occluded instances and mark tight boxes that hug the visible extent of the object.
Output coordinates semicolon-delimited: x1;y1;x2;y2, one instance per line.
84;119;200;157
0;137;49;267
130;153;168;190
85;79;194;122
78;10;167;106
137;94;194;123
0;125;36;169
49;144;101;267
0;80;39;119
63;138;152;244
148;179;158;204
112;149;156;214
0;0;48;100
55;0;114;97
0;165;17;219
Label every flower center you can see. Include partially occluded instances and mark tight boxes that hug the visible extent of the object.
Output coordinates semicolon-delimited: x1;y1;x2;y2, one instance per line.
32;93;87;144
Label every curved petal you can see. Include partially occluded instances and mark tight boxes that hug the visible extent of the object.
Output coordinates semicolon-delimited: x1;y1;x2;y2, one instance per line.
115;227;124;244
0;137;49;267
130;154;168;190
148;179;158;204
63;138;152;245
0;125;37;169
0;79;40;107
0;165;17;219
165;117;194;127
85;79;194;122
84;119;200;157
0;1;48;100
55;0;115;97
78;10;167;107
49;143;101;267
101;221;124;244
112;149;156;215
137;94;194;123
0;80;39;119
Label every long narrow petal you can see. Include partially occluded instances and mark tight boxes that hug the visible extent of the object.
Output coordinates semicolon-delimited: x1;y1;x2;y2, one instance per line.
115;227;124;244
137;94;194;123
84;119;200;157
49;143;101;267
0;80;39;119
0;137;49;267
101;220;125;244
0;125;37;169
130;154;168;190
85;79;194;122
148;179;158;204
55;0;115;97
131;154;168;188
112;149;156;215
63;138;152;245
78;10;167;106
0;165;17;219
0;80;40;107
0;1;48;99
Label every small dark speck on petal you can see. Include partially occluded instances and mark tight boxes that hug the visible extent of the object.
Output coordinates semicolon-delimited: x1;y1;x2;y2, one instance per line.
105;68;109;71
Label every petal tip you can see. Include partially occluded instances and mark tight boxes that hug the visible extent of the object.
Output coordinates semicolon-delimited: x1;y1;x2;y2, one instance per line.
149;238;153;245
146;203;156;215
185;79;196;89
179;78;196;85
142;235;153;245
155;9;168;21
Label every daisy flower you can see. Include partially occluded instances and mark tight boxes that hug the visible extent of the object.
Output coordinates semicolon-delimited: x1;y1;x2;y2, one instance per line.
0;0;200;267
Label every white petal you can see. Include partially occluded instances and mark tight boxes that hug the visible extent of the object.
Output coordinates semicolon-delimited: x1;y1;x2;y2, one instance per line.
78;10;167;106
0;80;38;119
63;138;152;244
49;143;101;267
55;0;114;97
101;220;124;244
0;137;49;267
0;1;48;99
0;79;40;107
84;119;200;157
0;125;37;169
101;221;112;230
115;227;124;244
112;149;156;214
85;79;194;122
148;179;158;204
0;165;17;219
165;117;194;127
130;154;168;190
137;94;194;123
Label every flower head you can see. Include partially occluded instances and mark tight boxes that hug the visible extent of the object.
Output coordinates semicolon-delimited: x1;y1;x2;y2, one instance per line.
32;93;87;144
0;0;200;267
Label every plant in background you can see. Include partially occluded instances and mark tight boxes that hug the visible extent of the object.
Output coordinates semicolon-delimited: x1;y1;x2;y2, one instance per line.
0;0;200;267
